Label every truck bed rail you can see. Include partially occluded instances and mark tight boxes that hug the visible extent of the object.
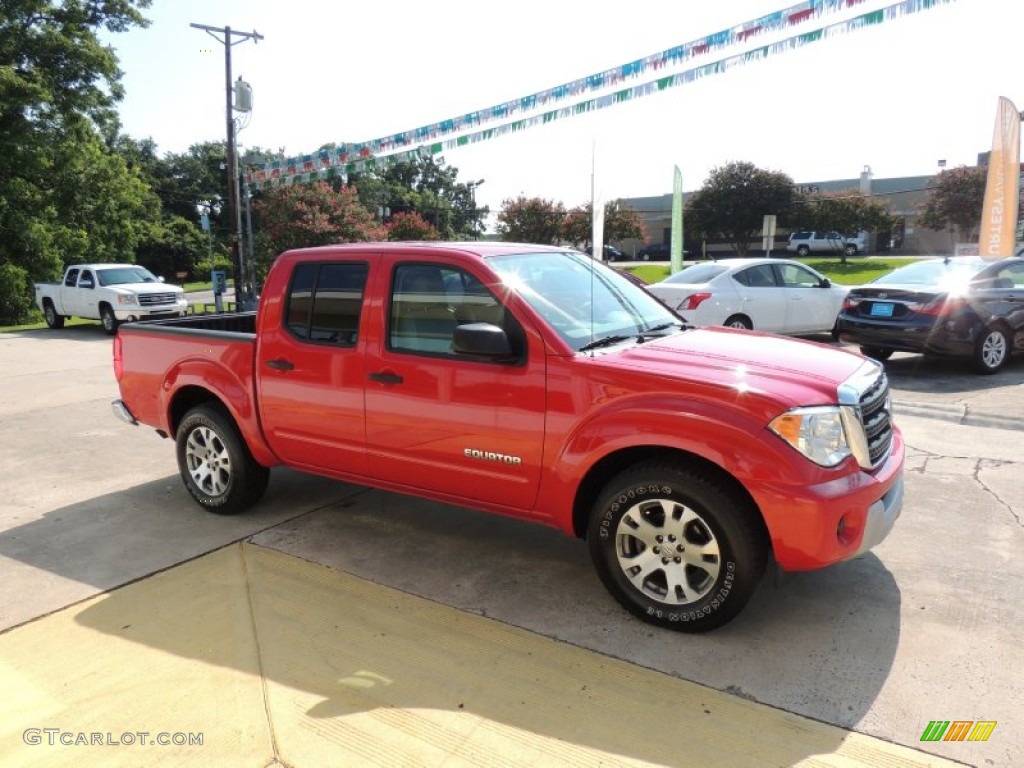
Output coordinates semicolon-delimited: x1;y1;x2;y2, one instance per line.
119;311;257;340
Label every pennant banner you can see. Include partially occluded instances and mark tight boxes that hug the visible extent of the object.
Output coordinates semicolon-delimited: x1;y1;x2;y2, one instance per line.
249;0;954;189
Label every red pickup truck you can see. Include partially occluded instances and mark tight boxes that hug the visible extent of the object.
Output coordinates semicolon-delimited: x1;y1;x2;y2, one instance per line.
112;242;904;632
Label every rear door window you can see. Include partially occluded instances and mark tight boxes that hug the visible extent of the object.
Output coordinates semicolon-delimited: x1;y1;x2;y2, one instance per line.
285;262;368;345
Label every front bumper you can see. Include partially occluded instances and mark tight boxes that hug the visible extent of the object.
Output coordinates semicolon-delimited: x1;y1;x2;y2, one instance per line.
851;475;903;558
114;299;188;322
753;427;906;571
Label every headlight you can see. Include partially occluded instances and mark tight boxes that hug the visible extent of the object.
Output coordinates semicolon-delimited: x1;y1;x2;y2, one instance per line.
769;406;851;467
117;294;137;305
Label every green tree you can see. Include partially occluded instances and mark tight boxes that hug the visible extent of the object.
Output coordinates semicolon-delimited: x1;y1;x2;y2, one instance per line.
386;211;440;241
686;161;797;257
496;196;566;244
348;155;487;239
0;0;152;322
919;166;986;242
562;200;645;249
253;180;388;259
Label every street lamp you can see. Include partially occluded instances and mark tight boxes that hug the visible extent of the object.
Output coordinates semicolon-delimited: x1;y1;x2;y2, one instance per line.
467;179;485;238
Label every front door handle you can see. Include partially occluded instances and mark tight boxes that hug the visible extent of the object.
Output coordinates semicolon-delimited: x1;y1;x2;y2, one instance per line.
369;371;403;384
266;358;294;371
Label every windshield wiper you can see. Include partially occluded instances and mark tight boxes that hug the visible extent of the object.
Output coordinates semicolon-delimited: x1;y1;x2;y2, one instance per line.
578;334;634;352
637;321;688;341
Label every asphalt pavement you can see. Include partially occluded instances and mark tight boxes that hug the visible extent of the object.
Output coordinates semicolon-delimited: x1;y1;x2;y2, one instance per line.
0;326;1020;767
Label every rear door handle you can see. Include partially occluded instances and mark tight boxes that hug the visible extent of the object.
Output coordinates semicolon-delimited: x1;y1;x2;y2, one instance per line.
369;371;403;384
266;358;294;371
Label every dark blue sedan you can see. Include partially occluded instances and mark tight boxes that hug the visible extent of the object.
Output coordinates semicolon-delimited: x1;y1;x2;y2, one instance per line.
835;256;1024;374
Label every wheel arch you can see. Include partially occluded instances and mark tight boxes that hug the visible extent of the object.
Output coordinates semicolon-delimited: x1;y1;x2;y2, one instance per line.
722;313;753;330
167;383;278;467
570;445;768;549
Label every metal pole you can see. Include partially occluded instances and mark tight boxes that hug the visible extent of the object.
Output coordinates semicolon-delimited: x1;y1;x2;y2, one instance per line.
244;182;256;301
222;27;242;306
190;22;263;308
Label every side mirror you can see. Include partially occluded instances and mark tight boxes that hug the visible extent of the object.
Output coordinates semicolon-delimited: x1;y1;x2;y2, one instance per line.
453;322;513;358
820;278;831;288
158;276;166;283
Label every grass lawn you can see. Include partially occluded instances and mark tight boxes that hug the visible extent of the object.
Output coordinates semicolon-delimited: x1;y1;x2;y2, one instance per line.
0;314;99;333
181;279;235;293
621;257;915;286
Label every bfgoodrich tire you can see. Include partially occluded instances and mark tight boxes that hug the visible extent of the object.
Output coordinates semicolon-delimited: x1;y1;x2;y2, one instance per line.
175;404;270;515
587;462;767;632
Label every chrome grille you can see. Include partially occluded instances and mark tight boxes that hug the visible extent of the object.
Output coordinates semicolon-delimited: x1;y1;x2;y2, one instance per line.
858;372;893;467
138;292;178;307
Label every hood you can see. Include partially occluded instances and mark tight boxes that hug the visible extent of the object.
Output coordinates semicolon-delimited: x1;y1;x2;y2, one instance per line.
599;327;873;409
111;282;184;294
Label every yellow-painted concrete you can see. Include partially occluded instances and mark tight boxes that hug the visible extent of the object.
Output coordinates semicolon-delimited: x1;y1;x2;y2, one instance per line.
0;545;272;766
0;543;960;767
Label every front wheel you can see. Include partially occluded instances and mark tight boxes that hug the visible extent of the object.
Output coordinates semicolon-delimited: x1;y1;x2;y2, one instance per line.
859;346;894;361
973;326;1011;374
844;244;858;257
99;304;119;335
176;404;270;515
796;245;810;257
587;462;767;632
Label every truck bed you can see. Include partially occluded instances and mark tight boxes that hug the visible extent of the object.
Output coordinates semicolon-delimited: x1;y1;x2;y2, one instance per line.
124;311;257;339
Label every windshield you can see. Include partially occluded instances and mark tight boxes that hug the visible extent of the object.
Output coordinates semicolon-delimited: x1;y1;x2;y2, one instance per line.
97;267;159;286
488;250;681;352
873;258;987;287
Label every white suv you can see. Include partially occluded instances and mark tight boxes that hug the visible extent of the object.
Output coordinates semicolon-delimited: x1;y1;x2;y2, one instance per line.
787;231;868;257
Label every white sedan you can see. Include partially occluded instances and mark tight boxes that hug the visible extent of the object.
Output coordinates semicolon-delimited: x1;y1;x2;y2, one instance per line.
646;258;848;335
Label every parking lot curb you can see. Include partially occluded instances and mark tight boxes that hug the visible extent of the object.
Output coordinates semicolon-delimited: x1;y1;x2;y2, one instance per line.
893;399;1024;431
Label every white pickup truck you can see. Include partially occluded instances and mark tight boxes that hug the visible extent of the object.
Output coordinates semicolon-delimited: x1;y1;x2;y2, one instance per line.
34;264;188;334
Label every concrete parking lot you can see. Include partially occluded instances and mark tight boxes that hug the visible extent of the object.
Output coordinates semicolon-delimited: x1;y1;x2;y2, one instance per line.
1;323;1020;767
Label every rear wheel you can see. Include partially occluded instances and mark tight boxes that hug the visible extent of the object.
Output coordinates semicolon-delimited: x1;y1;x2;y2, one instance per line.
859;346;894;361
844;244;858;257
723;314;752;330
43;301;64;329
588;462;767;632
176;404;270;515
973;326;1010;374
797;245;810;257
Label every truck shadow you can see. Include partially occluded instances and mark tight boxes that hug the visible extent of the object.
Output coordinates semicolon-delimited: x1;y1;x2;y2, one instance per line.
0;470;363;630
0;479;903;764
3;324;109;341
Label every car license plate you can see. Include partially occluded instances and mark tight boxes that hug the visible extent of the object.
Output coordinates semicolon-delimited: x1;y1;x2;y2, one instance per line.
870;302;894;317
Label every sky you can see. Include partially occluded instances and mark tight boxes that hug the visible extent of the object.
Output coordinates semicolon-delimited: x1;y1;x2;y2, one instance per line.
103;0;1019;226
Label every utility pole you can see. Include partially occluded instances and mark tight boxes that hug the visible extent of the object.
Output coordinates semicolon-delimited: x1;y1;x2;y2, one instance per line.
190;23;263;308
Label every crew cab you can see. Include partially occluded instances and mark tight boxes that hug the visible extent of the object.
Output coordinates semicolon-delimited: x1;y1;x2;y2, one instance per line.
111;242;904;632
35;263;188;334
